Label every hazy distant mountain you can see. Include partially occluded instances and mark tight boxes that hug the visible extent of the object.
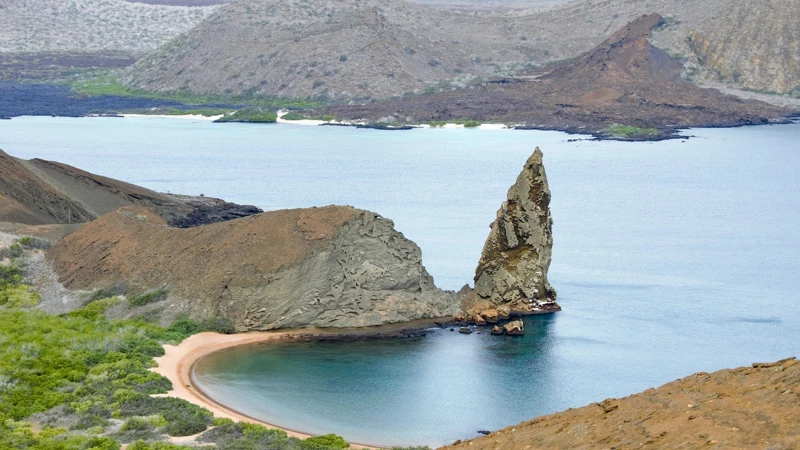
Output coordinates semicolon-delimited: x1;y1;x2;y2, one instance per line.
0;0;219;54
122;0;800;100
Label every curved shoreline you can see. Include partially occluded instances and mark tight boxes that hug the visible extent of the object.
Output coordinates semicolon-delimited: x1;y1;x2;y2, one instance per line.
149;320;447;449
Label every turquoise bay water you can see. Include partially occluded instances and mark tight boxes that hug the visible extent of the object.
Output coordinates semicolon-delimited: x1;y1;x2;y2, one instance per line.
1;117;799;446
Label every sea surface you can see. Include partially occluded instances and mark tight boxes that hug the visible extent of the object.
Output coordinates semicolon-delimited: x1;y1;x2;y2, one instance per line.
1;117;799;447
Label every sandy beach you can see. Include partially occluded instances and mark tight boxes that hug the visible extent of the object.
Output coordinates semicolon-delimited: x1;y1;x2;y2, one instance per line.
149;326;441;449
120;113;224;121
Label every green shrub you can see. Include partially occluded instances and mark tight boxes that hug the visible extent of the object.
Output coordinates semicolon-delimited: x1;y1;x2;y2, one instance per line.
121;397;213;436
602;123;660;139
199;317;236;334
216;108;278;123
128;289;169;307
463;120;481;128
302;434;349;449
428;120;446;127
67;297;118;320
282;111;307;120
18;236;51;249
0;284;40;308
0;264;23;289
89;283;128;303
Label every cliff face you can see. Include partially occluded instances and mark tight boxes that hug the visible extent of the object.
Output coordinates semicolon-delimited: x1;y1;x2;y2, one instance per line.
47;206;458;330
442;357;800;450
473;147;558;315
685;1;800;95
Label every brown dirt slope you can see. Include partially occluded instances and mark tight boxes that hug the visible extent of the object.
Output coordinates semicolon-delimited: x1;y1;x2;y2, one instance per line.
0;148;260;227
0;149;95;225
324;14;790;138
441;357;800;450
47;205;458;329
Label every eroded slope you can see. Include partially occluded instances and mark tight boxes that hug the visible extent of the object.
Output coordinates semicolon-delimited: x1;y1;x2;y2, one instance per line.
441;358;800;450
47;206;458;329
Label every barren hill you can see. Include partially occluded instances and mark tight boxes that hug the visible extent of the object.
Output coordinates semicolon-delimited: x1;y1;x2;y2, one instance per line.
683;0;800;95
0;148;259;227
47;205;458;329
122;0;800;100
441;357;800;450
323;14;789;137
0;0;219;54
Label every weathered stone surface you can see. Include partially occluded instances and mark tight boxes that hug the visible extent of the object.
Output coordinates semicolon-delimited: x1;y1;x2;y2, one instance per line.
481;309;499;324
503;320;524;335
47;205;459;330
473;147;559;315
459;327;472;334
490;325;504;335
441;358;800;450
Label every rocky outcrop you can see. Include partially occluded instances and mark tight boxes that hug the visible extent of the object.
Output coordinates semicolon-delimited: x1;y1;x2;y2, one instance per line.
47;205;458;330
685;1;800;95
503;320;524;335
472;147;559;315
0;148;261;228
442;357;800;450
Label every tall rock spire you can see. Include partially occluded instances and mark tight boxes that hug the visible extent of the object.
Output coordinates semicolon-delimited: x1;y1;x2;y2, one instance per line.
473;147;559;315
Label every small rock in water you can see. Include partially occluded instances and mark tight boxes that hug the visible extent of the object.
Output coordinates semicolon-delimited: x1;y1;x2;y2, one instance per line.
477;430;491;436
491;325;505;335
504;320;525;335
459;327;473;334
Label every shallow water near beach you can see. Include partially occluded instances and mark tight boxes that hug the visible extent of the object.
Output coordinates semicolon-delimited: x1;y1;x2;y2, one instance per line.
1;117;799;447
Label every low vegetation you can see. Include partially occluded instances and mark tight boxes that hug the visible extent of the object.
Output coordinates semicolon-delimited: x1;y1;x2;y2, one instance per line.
281;111;308;120
215;108;278;123
128;289;170;307
69;69;321;111
0;242;434;449
602;123;660;139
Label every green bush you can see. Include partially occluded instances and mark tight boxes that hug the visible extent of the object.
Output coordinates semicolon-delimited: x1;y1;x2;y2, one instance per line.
121;396;213;436
0;284;40;308
602;123;660;139
463;120;481;128
128;289;169;307
282;111;307;120
216;108;278;123
428;120;446;127
302;434;349;449
0;264;23;289
18;235;51;249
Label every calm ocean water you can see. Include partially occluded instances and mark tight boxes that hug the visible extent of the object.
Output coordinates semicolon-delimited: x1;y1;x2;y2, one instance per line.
1;117;799;447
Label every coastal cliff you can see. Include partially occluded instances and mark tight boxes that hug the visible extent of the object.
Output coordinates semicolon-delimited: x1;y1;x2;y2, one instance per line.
469;147;558;317
47;205;458;330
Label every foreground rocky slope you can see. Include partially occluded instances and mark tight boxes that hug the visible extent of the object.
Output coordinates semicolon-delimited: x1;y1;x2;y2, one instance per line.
442;357;800;450
324;14;790;138
0;148;260;227
47;206;458;329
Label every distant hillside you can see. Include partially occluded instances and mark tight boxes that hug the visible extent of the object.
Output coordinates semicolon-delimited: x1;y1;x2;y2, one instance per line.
323;14;789;138
684;0;800;95
0;0;219;54
123;0;800;100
